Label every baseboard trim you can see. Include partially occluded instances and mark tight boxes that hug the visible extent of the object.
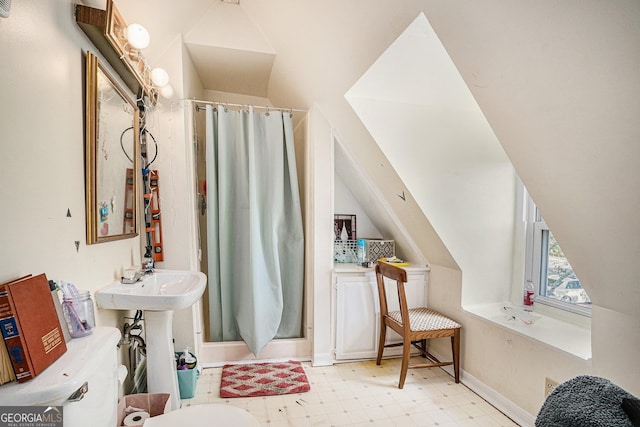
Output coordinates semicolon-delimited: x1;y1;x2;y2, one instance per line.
430;349;536;427
461;370;536;427
312;352;334;367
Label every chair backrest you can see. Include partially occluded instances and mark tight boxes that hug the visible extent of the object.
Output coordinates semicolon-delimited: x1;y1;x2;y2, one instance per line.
375;262;410;324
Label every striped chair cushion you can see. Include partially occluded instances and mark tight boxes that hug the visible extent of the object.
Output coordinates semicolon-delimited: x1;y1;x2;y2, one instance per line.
388;307;461;332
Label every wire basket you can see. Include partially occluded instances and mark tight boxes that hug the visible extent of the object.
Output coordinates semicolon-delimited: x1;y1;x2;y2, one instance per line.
333;240;358;263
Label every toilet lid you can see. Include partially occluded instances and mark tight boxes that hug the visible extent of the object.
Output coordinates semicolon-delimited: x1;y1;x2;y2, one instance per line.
142;404;260;427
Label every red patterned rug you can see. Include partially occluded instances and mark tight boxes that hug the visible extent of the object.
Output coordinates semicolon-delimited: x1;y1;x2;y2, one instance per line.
219;360;311;398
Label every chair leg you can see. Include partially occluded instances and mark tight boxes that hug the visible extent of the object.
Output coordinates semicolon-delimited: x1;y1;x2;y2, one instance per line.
398;336;411;389
452;328;460;383
376;321;387;365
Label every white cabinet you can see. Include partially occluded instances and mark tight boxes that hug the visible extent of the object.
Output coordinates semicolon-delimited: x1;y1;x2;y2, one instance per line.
335;272;378;359
333;265;428;361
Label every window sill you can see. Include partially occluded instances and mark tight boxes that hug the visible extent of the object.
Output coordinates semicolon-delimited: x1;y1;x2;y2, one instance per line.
463;302;591;360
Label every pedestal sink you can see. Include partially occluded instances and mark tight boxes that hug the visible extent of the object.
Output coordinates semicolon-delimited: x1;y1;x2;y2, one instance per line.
95;269;206;410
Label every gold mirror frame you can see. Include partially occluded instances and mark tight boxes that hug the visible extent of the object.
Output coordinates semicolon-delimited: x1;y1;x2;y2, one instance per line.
85;52;140;244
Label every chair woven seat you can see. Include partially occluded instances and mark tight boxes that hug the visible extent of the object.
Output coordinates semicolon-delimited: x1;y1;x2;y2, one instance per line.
388;307;462;332
375;261;461;388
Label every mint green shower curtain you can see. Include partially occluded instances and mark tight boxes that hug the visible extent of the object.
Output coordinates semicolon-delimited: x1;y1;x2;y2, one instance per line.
205;105;304;356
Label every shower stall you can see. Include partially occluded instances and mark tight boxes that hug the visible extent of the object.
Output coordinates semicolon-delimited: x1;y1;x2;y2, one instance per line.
187;100;311;364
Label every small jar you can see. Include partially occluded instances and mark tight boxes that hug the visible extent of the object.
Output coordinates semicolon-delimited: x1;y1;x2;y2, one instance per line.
357;239;366;264
62;291;95;338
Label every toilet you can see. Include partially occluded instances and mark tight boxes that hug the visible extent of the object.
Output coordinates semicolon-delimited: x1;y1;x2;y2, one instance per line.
0;326;258;427
0;326;124;427
142;404;259;427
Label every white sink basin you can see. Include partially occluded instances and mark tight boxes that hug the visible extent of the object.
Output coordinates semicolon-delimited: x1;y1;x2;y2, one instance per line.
95;269;207;311
95;269;207;410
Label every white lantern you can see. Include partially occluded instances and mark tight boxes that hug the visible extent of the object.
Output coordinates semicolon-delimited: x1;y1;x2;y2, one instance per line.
151;67;170;87
126;23;150;50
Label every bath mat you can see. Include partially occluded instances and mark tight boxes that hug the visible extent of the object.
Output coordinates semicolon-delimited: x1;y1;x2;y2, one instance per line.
219;360;310;398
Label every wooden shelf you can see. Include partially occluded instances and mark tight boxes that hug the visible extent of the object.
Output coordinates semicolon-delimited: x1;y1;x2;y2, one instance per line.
76;0;157;104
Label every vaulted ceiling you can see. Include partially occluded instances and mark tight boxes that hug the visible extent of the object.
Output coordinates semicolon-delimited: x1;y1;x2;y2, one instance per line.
111;0;639;314
116;0;275;97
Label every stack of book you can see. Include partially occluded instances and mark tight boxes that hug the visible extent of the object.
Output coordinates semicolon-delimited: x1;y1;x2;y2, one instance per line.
0;274;68;384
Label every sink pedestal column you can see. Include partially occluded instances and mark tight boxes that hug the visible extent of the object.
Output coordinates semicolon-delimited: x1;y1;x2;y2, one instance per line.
145;310;181;410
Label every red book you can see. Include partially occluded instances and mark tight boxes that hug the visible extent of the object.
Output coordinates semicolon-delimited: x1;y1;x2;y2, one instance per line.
0;274;67;382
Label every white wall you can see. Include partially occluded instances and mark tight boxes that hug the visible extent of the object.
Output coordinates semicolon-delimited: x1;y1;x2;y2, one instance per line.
0;0;142;331
334;174;382;241
346;13;518;307
140;34;204;352
428;0;640;315
424;1;640;398
309;107;335;366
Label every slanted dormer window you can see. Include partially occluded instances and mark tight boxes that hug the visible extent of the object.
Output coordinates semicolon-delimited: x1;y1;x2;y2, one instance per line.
524;193;592;317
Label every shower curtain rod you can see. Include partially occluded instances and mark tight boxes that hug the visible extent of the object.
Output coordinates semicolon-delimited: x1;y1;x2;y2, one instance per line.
186;99;307;113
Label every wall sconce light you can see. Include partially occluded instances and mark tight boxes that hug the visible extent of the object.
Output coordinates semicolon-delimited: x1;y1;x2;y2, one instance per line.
125;23;150;50
149;67;174;100
150;68;169;87
76;0;170;105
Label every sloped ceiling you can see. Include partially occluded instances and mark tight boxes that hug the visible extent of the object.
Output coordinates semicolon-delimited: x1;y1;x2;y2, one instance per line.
233;0;640;314
345;13;515;304
182;2;275;96
345;12;512;247
420;1;640;314
334;137;428;266
118;0;640;314
117;0;275;96
183;44;273;96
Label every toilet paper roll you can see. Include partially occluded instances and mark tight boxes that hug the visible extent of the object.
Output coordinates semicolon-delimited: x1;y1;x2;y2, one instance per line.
122;411;150;426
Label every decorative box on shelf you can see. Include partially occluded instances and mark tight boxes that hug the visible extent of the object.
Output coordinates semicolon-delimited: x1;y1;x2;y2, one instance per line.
365;239;395;260
333;240;358;263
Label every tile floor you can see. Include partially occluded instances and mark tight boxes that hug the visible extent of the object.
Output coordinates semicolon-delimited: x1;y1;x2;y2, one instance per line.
181;357;519;426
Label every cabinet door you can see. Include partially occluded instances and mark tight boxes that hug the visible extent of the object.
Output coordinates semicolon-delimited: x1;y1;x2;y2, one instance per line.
335;274;379;360
334;270;427;361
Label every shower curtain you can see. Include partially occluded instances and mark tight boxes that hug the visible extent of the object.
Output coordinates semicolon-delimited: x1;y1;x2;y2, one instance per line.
204;105;304;356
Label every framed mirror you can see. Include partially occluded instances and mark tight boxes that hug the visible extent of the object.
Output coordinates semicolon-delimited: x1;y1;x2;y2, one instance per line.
85;51;139;244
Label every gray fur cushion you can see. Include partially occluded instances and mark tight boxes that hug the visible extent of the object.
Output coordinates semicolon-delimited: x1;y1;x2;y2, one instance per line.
622;398;640;427
536;375;636;427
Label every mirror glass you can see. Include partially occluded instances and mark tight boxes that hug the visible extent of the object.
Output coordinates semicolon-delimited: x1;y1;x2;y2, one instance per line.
85;52;139;244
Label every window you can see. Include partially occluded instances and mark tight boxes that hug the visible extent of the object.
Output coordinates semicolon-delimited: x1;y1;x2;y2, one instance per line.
524;193;591;316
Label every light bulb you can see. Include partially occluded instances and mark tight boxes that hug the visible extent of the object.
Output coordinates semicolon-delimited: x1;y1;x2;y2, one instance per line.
151;67;170;87
126;23;150;50
159;84;174;99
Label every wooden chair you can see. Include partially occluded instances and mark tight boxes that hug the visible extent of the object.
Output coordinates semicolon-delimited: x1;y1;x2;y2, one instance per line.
375;261;461;388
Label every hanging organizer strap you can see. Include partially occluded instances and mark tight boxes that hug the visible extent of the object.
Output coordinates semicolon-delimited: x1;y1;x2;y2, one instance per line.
123;168;135;233
149;170;164;262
